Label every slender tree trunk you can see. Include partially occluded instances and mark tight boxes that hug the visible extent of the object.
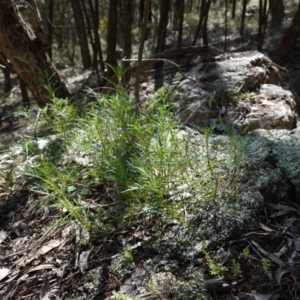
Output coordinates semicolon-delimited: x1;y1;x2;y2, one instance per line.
135;0;151;103
18;76;30;108
122;0;132;85
193;0;210;45
274;3;300;65
155;0;171;54
47;0;53;58
70;0;92;69
81;0;102;87
224;0;228;52
240;0;247;36
139;0;145;25
106;0;118;80
2;68;12;93
93;0;104;73
154;0;171;89
231;0;236;19
269;0;285;26
202;0;211;45
177;0;185;49
257;0;268;51
0;1;69;108
86;0;104;87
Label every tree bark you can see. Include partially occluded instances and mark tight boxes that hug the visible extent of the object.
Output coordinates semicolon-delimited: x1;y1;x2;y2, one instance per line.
134;0;151;103
240;0;247;36
155;0;171;54
177;0;185;49
154;0;171;89
193;0;210;45
70;0;92;69
269;0;285;26
274;3;300;65
122;0;132;85
18;76;30;109
106;0;118;80
202;0;211;45
2;68;12;93
0;1;70;108
231;0;236;19
47;0;53;58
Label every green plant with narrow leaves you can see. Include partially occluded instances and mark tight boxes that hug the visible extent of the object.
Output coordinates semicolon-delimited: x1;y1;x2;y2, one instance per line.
231;258;242;277
242;248;250;259
111;291;136;300
262;258;271;272
20;67;252;239
201;240;227;277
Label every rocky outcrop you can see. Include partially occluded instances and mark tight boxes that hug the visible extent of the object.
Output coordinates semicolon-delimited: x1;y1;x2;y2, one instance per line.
104;124;300;299
169;51;297;134
1;51;299;300
103;52;300;298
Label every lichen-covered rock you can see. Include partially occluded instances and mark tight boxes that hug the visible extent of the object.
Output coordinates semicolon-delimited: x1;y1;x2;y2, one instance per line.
110;253;136;279
105;126;300;299
271;127;300;194
109;256;207;300
169;51;297;134
227;84;296;134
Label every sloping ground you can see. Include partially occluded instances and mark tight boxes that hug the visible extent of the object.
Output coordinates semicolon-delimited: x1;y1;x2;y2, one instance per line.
1;120;300;300
0;52;300;300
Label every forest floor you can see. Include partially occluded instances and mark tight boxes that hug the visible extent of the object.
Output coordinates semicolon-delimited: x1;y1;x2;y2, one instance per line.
1;3;300;297
0;50;300;299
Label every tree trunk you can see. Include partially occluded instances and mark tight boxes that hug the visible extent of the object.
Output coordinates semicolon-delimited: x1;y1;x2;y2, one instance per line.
224;0;228;52
92;0;104;73
106;0;118;80
70;0;92;69
269;0;285;26
177;0;185;49
231;0;236;19
202;0;211;45
139;0;145;25
2;68;12;93
154;0;171;89
193;0;210;45
122;0;132;85
18;76;30;109
274;3;300;65
155;0;171;54
0;1;70;108
240;0;247;36
135;0;151;103
257;0;263;51
47;0;54;58
85;0;104;87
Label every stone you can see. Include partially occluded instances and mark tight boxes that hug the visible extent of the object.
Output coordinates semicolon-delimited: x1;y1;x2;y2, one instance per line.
169;51;297;134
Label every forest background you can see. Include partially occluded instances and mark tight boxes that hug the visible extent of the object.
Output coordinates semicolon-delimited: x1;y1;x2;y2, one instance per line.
0;0;299;108
1;1;300;299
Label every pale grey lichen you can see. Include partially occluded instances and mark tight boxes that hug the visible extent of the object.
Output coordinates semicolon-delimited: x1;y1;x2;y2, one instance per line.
170;268;207;300
110;254;136;279
272;128;300;187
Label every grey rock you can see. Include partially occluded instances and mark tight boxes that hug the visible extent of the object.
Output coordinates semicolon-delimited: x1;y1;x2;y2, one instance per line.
169;51;297;134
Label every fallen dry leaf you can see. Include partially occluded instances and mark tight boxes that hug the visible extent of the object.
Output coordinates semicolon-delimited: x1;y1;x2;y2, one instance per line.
0;230;7;244
40;277;50;300
17;240;62;267
0;268;10;281
274;266;290;285
79;249;92;273
250;240;284;266
28;264;54;273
